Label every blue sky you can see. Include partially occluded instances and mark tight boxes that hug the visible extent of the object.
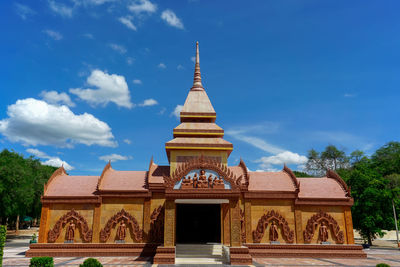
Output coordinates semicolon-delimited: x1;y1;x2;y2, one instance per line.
0;0;399;174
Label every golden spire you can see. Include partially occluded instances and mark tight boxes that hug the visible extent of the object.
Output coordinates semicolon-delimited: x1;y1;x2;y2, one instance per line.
191;41;204;91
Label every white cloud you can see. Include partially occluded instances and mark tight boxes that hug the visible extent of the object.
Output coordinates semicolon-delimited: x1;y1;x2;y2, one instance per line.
109;43;127;54
126;57;134;65
133;79;142;85
227;122;280;136
15;3;36;20
226;123;283;154
158;63;166;69
26;148;49;158
0;98;116;147
118;16;137;31
138;98;158;107
123;139;131;144
227;133;284;154
83;33;94;39
190;56;195;63
226;122;307;171
43;29;63;40
344;93;356;98
99;153;131;162
177;64;184;70
48;0;73;18
43;157;74;170
161;9;184;29
255;151;308;171
171;104;183;119
158;107;166;115
75;0;115;5
70;69;133;108
40;91;75;107
128;0;157;14
26;148;74;170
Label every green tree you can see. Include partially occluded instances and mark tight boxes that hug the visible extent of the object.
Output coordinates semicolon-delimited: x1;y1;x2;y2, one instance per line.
344;158;393;245
0;149;56;229
304;143;400;245
292;171;314;177
372;142;400;176
350;150;364;165
305;145;349;175
385;173;400;246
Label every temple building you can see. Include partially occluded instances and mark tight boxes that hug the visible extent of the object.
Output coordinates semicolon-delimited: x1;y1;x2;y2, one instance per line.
27;43;365;264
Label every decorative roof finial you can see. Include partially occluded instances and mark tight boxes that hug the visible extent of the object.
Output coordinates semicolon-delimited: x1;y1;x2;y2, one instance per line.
191;41;204;91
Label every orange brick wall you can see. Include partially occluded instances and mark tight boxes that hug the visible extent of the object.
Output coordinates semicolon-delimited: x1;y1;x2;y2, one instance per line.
100;198;145;243
299;205;348;244
48;204;94;243
250;199;296;244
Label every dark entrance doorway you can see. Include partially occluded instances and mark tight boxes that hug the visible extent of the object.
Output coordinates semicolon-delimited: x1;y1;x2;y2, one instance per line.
176;204;221;244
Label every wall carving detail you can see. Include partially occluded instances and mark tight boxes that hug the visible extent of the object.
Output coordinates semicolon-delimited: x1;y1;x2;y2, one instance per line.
252;210;294;243
180;169;226;189
240;208;246;243
48;209;93;243
303;210;345;244
238;159;249;188
149;205;164;243
163;155;242;190
99;209;143;242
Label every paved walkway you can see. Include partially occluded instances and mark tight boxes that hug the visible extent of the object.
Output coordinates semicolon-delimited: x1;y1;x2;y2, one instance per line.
3;236;400;266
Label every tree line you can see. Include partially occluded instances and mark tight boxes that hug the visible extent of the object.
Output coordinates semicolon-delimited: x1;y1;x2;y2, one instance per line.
304;142;400;245
0;149;57;230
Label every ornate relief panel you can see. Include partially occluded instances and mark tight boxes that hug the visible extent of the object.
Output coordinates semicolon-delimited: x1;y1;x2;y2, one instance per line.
303;210;345;244
164;155;242;190
99;209;143;242
48;209;93;243
174;169;230;189
149;205;164;243
252;210;295;243
240;208;246;243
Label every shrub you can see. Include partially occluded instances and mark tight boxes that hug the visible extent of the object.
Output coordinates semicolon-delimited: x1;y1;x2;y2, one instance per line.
29;257;54;267
0;225;6;267
79;258;103;267
376;264;391;267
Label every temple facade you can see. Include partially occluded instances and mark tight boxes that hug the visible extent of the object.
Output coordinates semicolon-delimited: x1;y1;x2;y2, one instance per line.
27;43;365;264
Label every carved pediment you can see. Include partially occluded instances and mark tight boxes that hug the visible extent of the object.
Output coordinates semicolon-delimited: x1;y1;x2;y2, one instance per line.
99;209;143;242
163;155;242;190
48;209;92;243
303;210;344;244
176;169;228;190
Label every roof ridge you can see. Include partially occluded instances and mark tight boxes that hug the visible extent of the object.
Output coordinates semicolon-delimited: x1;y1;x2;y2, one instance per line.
96;161;112;191
326;169;351;197
44;166;67;195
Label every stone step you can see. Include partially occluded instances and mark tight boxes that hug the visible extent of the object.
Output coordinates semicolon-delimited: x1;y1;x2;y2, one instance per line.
175;244;224;264
176;244;223;256
175;257;224;264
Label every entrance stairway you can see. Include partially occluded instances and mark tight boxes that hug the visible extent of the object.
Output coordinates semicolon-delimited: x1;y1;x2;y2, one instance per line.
175;244;225;264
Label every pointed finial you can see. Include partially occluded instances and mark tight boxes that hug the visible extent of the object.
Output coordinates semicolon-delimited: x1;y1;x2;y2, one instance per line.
191;41;204;91
196;41;200;64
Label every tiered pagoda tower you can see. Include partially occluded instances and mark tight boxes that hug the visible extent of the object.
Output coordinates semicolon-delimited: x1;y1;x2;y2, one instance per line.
165;42;233;173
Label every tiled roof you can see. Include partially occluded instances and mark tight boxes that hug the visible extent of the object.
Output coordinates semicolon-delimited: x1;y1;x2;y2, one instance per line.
99;169;147;191
148;164;169;184
298;177;348;199
181;89;216;115
174;122;223;132
45;175;99;197
166;137;233;147
248;171;296;192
